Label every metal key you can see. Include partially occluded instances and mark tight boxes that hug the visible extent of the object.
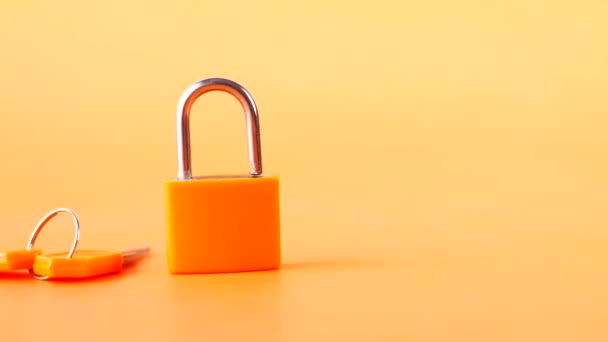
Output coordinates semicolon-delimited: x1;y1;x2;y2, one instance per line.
26;208;151;280
31;247;150;279
0;249;41;272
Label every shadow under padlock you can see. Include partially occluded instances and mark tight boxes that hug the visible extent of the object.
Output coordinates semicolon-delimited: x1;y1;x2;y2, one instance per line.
165;78;281;274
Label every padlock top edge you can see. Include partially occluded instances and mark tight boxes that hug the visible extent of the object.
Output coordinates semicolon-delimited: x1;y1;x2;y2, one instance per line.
167;174;279;182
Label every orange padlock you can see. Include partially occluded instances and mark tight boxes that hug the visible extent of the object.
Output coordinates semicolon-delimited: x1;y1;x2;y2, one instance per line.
165;78;281;274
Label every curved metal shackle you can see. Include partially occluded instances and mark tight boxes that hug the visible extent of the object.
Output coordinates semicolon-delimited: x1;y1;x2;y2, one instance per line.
176;78;263;180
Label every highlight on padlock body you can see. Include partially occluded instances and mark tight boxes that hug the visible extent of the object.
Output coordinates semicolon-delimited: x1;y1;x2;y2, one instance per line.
165;78;280;274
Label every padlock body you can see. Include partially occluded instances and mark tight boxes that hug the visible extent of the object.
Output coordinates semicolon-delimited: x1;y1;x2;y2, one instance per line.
165;175;280;274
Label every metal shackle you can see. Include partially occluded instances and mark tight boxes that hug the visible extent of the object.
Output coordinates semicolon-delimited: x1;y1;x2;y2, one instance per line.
175;78;263;180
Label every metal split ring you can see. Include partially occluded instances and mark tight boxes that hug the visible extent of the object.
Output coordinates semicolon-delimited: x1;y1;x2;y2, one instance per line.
26;208;80;280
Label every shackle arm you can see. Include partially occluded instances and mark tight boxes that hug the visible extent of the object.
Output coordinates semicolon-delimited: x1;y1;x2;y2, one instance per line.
176;78;263;179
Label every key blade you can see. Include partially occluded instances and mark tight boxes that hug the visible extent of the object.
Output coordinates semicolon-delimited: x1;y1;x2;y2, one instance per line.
122;247;151;264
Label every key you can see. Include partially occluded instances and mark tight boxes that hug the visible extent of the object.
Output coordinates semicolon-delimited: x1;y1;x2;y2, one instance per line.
0;249;41;272
31;247;150;279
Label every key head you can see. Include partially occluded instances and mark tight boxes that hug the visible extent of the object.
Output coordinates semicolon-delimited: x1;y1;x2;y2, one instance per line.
33;250;123;279
0;250;41;271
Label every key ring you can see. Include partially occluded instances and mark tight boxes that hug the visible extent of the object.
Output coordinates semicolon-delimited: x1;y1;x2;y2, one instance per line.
26;208;80;280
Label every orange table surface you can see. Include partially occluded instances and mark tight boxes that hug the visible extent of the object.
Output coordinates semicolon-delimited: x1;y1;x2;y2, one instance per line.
1;0;608;341
1;206;608;341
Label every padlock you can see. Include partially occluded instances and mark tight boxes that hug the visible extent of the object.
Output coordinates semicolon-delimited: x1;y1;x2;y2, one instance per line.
165;78;280;274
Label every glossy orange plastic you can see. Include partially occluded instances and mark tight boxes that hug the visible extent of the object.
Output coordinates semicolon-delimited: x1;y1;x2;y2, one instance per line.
0;249;40;271
165;175;280;274
32;250;124;279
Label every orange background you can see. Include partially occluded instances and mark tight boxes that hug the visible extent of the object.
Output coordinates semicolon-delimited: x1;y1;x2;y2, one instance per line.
1;1;608;340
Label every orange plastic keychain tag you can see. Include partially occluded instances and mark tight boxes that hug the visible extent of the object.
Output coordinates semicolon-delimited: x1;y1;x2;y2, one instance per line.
32;248;150;279
26;208;150;280
0;249;40;272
